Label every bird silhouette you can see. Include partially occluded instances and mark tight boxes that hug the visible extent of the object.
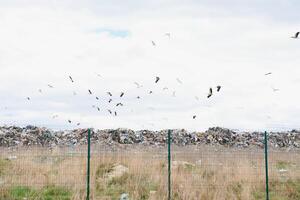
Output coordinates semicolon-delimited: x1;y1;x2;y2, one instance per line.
69;76;74;83
88;90;92;95
217;86;221;92
116;103;123;107
176;78;183;84
155;76;160;83
114;111;117;116
134;82;142;88
47;84;54;88
108;109;112;114
149;91;153;94
68;120;72;123
265;72;272;76
108;99;112;103
207;88;213;98
271;87;280;92
137;96;141;99
291;32;299;39
107;92;112;96
77;123;80;126
26;97;30;100
120;92;124;97
97;107;100;111
151;41;156;46
96;97;99;100
193;115;196;119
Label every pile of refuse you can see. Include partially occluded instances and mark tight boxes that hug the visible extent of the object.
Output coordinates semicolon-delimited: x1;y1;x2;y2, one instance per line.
0;126;299;148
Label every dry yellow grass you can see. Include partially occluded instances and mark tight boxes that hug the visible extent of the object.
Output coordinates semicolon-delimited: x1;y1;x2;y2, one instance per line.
0;145;299;200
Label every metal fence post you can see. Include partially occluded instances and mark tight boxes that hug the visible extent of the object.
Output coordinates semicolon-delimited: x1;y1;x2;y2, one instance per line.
168;129;171;200
264;131;269;200
86;129;91;200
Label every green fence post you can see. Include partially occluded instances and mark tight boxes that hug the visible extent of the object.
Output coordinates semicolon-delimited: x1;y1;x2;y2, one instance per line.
168;129;171;200
86;129;91;200
264;131;269;200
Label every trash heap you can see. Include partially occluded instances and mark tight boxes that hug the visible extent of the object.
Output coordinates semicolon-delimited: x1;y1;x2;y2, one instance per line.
0;126;299;148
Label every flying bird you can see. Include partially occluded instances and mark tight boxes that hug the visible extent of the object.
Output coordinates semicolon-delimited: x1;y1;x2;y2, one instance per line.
272;87;280;92
77;123;80;126
114;111;117;116
52;115;59;119
96;97;99;100
172;91;176;97
69;76;74;83
291;32;299;39
137;96;141;99
265;72;272;76
26;97;30;100
151;41;156;46
108;109;112;114
88;89;92;95
120;92;124;97
47;84;54;88
207;88;213;98
176;78;183;84
107;92;112;96
97;107;100;111
38;89;42;93
193;115;196;119
149;91;153;94
217;86;221;92
134;82;142;88
108;99;112;103
116;103;123;107
68;120;72;123
155;76;160;83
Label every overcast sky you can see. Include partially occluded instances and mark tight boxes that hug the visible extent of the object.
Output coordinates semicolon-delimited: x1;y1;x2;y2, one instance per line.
0;0;300;131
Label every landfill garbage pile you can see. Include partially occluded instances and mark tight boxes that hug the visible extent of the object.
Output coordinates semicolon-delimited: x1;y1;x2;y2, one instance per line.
0;126;299;148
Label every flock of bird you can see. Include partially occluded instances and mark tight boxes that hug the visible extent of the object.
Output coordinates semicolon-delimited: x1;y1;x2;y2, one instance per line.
19;31;300;126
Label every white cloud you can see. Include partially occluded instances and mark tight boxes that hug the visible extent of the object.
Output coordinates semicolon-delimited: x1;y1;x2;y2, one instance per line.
0;1;300;131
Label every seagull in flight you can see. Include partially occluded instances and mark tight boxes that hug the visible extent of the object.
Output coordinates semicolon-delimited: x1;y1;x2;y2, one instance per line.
165;33;171;38
151;41;156;46
108;109;112;114
265;72;272;76
116;103;123;107
88;89;92;95
193;115;196;119
47;84;54;88
271;87;280;92
114;111;117;116
176;78;183;84
155;76;160;83
207;88;213;98
68;120;72;123
134;82;142;88
108;99;112;103
120;92;124;97
26;97;30;101
69;76;74;83
291;32;299;39
107;92;112;96
217;86;221;92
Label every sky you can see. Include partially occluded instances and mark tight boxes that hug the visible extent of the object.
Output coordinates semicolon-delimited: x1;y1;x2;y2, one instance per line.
0;0;300;131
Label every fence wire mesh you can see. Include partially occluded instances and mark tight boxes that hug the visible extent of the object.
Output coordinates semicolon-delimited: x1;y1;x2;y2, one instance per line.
0;132;299;200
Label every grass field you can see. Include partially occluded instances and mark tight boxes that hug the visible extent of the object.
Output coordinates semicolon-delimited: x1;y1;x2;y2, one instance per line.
0;146;299;200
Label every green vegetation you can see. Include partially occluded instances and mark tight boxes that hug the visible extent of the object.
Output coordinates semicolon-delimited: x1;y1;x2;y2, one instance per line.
0;185;71;200
0;158;10;176
276;161;292;170
253;179;300;200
